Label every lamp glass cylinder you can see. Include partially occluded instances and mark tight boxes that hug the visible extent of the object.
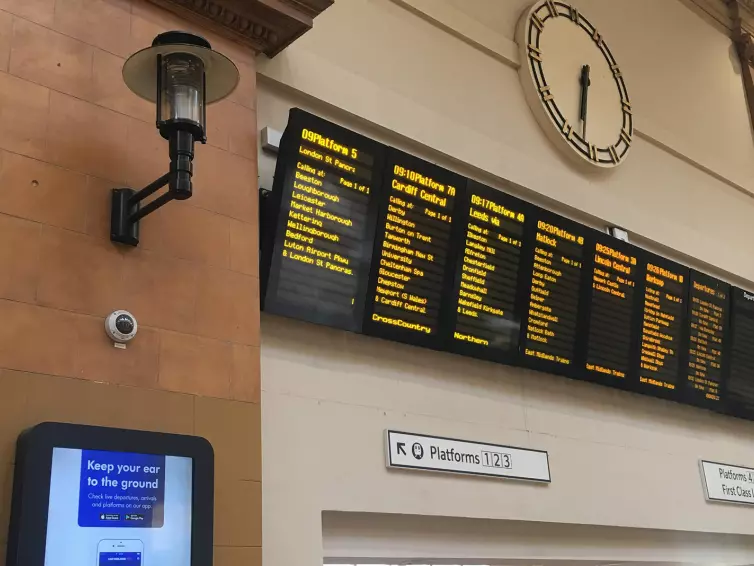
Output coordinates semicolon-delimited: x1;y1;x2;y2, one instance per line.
158;52;206;138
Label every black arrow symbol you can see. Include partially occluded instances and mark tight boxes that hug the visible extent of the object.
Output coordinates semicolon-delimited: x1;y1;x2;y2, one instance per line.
397;442;406;456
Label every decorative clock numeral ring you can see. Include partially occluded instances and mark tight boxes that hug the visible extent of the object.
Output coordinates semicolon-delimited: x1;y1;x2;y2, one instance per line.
517;0;633;169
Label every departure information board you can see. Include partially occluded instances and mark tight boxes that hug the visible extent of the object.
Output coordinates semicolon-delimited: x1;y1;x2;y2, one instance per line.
727;288;754;416
584;237;640;385
685;271;728;406
260;109;384;331
637;256;688;395
447;181;529;361
261;108;754;422
363;149;461;347
521;212;586;371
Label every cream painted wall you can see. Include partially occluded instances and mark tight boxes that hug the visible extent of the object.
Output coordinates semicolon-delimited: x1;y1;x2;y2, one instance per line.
258;0;754;281
258;1;754;565
322;512;754;564
445;0;530;42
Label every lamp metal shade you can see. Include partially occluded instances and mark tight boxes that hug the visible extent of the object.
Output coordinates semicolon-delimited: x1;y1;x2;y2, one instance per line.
123;32;239;105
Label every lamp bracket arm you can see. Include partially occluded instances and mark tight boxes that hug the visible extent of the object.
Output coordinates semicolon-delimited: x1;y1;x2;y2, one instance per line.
128;172;172;207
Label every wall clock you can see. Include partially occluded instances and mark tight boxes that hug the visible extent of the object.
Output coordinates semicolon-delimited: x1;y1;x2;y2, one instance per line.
516;0;633;169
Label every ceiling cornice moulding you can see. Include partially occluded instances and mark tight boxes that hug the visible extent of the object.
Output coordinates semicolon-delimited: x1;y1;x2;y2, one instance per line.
144;0;334;57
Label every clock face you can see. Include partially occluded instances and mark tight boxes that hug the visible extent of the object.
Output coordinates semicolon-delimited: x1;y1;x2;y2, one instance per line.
517;0;633;168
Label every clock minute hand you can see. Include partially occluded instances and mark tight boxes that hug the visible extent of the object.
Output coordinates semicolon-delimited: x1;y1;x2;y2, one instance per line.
579;64;591;139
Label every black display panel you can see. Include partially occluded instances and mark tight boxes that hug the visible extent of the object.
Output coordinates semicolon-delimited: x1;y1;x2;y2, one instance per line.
445;180;530;362
519;210;588;374
260;109;385;332
260;108;754;422
583;236;642;387
683;271;728;408
636;255;689;397
362;148;462;348
724;287;754;417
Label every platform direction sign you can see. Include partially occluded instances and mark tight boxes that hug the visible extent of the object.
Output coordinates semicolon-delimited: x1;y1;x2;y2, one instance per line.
385;430;550;482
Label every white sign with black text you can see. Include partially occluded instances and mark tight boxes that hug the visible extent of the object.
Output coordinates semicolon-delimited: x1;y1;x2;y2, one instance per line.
385;430;550;482
701;460;754;506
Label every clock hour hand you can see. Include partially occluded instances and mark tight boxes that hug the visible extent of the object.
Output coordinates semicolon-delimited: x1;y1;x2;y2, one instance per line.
579;64;590;139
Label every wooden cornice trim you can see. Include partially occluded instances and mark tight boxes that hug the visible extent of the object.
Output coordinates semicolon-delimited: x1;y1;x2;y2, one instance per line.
145;0;334;57
680;1;754;60
682;0;734;29
680;0;754;34
723;0;754;150
729;0;754;62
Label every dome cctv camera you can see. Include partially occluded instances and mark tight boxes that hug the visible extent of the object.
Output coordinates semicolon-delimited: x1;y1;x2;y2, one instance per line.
105;310;138;345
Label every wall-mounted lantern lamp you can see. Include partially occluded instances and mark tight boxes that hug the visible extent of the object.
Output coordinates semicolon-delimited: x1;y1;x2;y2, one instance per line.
111;31;240;246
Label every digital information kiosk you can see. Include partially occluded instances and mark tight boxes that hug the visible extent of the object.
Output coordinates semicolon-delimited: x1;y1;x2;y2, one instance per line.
6;422;214;566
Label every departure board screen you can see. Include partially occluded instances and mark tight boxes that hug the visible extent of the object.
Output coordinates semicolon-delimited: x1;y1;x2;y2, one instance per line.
726;288;754;417
260;109;385;331
446;180;529;361
684;271;728;406
521;212;586;371
261;108;754;423
584;238;640;384
637;256;688;395
363;149;461;347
